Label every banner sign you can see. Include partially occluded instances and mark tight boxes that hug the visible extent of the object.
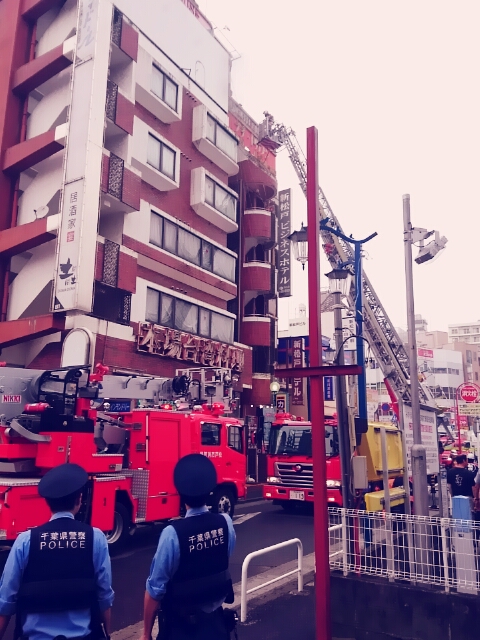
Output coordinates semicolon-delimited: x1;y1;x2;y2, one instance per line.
403;405;439;475
278;189;291;298
291;337;304;406
135;323;244;371
276;393;287;412
53;0;106;312
324;376;334;401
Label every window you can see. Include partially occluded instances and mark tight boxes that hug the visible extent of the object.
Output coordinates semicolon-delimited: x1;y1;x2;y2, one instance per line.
175;299;198;334
149;213;163;247
451;329;458;335
211;312;234;343
205;177;236;221
467;350;473;364
206;115;237;161
476;372;479;381
145;288;234;342
464;328;470;334
199;308;210;337
448;368;460;376
213;249;235;281
147;134;176;180
149;213;236;282
178;228;201;266
201;423;220;446
228;425;243;453
152;66;178;111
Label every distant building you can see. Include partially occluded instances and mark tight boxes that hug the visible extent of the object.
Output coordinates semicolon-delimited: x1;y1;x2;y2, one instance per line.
415;314;428;333
448;321;480;345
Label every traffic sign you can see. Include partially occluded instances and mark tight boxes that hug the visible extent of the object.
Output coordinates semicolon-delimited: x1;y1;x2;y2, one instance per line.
459;384;480;403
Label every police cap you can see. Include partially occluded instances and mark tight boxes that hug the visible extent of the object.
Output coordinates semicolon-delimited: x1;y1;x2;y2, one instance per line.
173;454;217;497
38;463;88;499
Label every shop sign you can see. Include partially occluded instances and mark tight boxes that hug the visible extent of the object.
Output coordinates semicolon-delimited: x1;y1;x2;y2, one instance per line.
278;189;291;298
291;337;304;406
135;323;244;371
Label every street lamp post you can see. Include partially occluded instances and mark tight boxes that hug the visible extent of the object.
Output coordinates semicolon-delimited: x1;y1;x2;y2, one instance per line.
403;194;448;517
319;221;377;444
326;269;352;509
270;379;280;410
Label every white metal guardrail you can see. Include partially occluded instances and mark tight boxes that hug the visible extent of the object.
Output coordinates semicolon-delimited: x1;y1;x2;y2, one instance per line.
328;506;480;594
240;538;303;622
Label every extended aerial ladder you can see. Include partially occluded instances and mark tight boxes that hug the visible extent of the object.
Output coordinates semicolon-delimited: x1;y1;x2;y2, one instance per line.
260;115;436;410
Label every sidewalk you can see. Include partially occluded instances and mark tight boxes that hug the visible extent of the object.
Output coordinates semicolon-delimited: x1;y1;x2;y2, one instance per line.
237;580;316;640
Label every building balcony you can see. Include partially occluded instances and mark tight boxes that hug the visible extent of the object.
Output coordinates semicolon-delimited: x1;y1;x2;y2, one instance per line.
135;48;182;125
241;316;272;347
130;118;180;192
243;208;275;242
100;151;141;213
242;262;274;293
105;81;134;136
111;8;138;63
190;167;238;233
192;104;238;177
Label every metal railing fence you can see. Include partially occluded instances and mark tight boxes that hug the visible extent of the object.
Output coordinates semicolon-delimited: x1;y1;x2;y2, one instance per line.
240;538;303;622
328;507;480;594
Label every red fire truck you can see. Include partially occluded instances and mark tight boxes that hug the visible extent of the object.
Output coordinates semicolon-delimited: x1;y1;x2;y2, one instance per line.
0;364;246;550
263;412;406;511
263;413;341;509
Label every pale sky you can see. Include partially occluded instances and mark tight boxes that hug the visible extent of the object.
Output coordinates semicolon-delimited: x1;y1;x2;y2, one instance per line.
198;0;480;333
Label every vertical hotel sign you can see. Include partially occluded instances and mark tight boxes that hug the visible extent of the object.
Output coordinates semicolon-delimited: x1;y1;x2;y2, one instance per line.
52;0;107;312
291;337;304;406
278;189;291;298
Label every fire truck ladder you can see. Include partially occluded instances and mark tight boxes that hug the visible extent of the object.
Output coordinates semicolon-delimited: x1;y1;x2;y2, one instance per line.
263;116;435;409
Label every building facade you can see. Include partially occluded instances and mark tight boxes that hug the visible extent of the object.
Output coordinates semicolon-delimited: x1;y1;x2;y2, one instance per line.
448;321;480;345
0;0;278;415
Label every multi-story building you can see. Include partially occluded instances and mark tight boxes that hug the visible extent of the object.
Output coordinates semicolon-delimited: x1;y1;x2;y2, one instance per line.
448;321;480;345
414;313;428;333
0;0;278;415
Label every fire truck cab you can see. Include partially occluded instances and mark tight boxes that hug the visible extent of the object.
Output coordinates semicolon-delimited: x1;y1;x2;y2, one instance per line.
263;413;406;512
0;364;246;550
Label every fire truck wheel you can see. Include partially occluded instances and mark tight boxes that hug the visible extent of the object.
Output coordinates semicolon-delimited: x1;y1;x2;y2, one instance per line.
105;502;130;550
211;488;235;517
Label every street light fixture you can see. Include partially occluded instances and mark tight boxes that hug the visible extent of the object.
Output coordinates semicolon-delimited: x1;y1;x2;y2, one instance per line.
270;379;280;408
325;268;351;297
288;224;308;270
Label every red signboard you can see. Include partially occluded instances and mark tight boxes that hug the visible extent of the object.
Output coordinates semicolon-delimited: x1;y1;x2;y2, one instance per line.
417;348;434;359
459;384;480;403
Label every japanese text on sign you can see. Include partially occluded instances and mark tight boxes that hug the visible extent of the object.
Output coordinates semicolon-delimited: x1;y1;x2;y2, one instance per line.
403;405;439;475
135;323;244;371
291;337;304;406
277;189;291;298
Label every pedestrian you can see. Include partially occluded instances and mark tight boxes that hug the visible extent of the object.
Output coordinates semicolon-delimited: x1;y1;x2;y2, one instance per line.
141;454;236;640
447;454;475;502
0;463;114;640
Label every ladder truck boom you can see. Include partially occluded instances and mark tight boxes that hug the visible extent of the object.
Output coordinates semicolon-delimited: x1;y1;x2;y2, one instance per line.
261;116;435;409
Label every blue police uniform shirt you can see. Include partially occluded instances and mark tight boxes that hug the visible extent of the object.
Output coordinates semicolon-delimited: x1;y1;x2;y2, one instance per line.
146;506;235;612
0;512;114;640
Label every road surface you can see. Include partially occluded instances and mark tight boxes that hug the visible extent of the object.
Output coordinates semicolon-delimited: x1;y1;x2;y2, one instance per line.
0;499;315;634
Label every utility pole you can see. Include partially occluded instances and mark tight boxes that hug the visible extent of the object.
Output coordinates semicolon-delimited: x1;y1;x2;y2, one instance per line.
403;194;429;517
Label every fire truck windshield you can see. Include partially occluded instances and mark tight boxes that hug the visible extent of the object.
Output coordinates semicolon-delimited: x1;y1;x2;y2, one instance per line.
269;422;339;458
269;426;312;457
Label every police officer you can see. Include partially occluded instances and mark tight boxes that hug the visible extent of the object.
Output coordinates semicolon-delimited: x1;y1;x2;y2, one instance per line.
0;463;114;640
141;454;236;640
